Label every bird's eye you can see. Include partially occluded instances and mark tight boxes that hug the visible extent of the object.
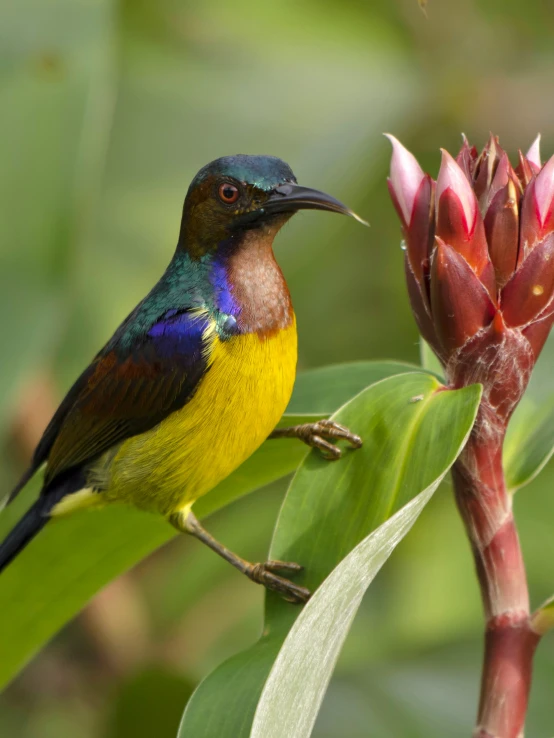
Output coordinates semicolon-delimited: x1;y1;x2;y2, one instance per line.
218;183;240;204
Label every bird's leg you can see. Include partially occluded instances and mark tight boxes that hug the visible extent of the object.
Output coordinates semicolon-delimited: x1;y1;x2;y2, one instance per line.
269;419;362;460
169;509;310;604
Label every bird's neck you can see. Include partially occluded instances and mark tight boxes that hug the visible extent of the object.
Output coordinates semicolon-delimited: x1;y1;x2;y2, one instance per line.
230;229;294;336
169;220;294;338
209;226;294;337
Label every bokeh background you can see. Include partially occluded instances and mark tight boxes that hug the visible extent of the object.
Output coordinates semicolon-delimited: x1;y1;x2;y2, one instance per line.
2;0;554;736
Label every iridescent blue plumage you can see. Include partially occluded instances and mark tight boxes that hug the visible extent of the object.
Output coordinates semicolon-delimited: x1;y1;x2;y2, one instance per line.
209;251;241;319
147;309;210;359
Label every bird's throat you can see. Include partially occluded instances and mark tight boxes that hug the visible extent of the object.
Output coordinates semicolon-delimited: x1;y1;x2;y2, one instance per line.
219;226;294;338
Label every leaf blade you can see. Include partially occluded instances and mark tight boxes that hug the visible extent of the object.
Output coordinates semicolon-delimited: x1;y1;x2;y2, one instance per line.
251;486;437;738
504;394;554;491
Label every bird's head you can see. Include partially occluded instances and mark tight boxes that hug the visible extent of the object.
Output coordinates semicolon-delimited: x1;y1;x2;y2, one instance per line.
178;154;366;258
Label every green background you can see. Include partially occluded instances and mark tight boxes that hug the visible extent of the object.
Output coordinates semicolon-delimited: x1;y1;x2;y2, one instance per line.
1;0;554;735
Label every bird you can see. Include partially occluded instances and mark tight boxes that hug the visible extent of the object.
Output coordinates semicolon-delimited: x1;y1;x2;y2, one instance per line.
0;155;366;603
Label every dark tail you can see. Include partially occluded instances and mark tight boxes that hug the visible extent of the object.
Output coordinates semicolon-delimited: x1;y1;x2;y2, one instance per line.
0;496;52;573
1;467;86;574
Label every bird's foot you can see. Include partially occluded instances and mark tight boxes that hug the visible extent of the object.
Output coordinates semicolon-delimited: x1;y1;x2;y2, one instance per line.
247;560;310;604
270;419;362;460
171;510;310;605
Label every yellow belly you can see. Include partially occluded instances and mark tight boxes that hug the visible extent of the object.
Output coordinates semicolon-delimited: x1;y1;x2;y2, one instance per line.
99;318;297;516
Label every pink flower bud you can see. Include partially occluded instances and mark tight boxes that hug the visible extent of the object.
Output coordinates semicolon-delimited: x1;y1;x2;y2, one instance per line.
436;150;477;234
387;132;554;427
473;135;503;203
526;134;541;170
517;150;538;188
534;153;554;228
404;176;435;285
385;134;426;227
484;153;521;213
519;156;554;260
456;135;478;182
386;135;435;293
436;151;494;294
519;179;541;260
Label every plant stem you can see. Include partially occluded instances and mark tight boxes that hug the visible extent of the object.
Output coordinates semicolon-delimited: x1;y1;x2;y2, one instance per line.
451;413;540;738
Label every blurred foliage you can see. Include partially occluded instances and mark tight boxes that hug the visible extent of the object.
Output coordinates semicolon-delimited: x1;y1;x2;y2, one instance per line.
2;0;554;736
106;668;194;738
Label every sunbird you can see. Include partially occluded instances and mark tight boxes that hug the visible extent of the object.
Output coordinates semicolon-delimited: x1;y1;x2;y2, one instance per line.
0;155;365;603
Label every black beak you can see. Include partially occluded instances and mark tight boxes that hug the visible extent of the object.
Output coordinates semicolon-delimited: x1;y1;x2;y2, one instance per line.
262;183;368;226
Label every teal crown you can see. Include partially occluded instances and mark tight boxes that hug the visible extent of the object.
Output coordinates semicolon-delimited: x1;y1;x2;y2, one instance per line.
190;155;297;192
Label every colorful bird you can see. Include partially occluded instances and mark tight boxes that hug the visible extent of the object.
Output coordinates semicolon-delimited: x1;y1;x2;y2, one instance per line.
0;155;365;603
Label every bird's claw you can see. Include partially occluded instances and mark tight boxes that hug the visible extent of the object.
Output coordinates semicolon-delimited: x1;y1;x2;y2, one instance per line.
296;419;362;460
248;560;310;604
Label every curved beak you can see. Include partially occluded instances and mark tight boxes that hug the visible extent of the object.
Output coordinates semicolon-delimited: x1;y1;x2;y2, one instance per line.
262;183;368;226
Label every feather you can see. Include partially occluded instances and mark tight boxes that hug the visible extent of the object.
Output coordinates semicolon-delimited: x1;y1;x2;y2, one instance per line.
0;468;87;572
7;307;213;504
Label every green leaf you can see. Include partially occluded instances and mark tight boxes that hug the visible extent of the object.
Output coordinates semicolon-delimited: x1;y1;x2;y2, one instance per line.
530;595;554;636
0;361;414;690
286;360;422;414
504;395;554;492
105;667;195;738
250;487;436;738
178;374;481;738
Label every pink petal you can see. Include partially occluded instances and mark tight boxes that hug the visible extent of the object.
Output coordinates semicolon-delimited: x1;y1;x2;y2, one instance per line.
456;134;478;181
535;153;554;227
435;187;495;298
516;150;535;187
385;134;425;226
436;149;477;233
526;134;541;169
473;134;502;203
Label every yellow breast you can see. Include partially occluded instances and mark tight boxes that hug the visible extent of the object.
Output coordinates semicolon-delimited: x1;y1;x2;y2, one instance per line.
102;317;297;515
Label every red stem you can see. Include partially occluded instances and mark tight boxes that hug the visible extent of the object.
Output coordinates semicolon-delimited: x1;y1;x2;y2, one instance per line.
452;414;540;738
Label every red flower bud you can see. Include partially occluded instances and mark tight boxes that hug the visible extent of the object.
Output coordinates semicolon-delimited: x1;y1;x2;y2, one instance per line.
526;134;541;170
386;134;426;228
404;254;439;354
484;178;519;289
431;240;496;354
386;134;435;295
501;233;554;326
473;134;504;204
437;149;478;235
516;150;535;188
455;135;478;182
520;153;554;259
435;151;495;295
534;154;554;230
387;133;554;425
